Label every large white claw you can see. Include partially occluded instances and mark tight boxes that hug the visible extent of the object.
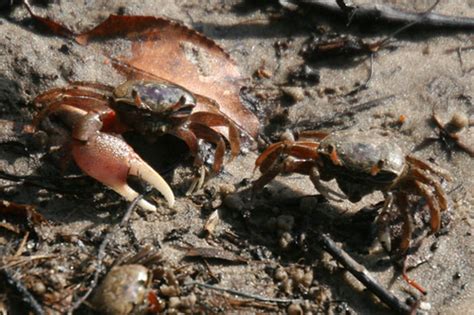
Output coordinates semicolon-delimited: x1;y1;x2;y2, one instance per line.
129;158;175;208
111;184;159;212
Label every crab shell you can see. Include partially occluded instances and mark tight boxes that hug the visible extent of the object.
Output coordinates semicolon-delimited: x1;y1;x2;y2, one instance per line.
92;264;153;315
33;80;241;211
317;131;406;202
112;80;197;135
254;129;451;253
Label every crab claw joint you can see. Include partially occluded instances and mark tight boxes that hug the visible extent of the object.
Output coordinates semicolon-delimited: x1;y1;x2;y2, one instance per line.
71;132;175;211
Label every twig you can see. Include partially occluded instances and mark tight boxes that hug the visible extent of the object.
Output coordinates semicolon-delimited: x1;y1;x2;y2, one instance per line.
297;0;474;28
375;0;441;49
67;194;144;314
316;233;414;315
1;254;58;270
14;232;29;257
0;170;91;194
294;94;395;131
186;281;305;304
344;53;374;96
1;268;45;315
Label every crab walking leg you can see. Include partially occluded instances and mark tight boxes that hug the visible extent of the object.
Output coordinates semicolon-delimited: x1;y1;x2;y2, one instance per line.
71;132;175;210
375;193;394;252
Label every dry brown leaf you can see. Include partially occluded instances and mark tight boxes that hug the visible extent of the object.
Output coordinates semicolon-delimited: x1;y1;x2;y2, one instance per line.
24;1;74;38
75;15;259;139
184;246;247;264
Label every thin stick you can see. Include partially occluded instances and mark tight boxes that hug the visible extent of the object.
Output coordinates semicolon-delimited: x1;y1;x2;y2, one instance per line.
295;94;395;130
186;281;305;304
0;170;91;194
300;0;474;28
1;254;58;270
376;0;441;49
14;232;29;257
317;233;414;315
1;268;45;315
345;53;374;96
67;194;144;314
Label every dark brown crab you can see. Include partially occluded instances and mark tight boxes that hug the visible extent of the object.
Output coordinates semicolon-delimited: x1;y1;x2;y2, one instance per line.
254;130;452;252
33;79;240;211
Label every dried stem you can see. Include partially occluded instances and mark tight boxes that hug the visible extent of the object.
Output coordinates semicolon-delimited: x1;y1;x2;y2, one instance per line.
298;0;474;28
316;233;415;315
67;194;144;314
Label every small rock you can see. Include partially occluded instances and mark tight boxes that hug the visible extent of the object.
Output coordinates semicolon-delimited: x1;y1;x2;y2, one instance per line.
281;86;305;103
160;285;179;297
274;267;288;282
168;296;181;309
219;183;236;196
279;232;293;249
288;303;303;315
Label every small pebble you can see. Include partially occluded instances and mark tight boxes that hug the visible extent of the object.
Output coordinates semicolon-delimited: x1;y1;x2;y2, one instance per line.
291;268;304;284
419;301;432;311
219;183;236;196
180;293;197;309
288;303;303;315
274;267;288;282
281;86;305;103
448;112;468;132
31;280;46;295
279;232;293;249
280;129;295;142
302;270;314;288
160;285;179;297
168;297;181;309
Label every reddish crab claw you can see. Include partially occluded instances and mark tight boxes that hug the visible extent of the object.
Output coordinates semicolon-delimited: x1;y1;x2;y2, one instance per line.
72;131;174;211
33;80;240;210
254;130;452;253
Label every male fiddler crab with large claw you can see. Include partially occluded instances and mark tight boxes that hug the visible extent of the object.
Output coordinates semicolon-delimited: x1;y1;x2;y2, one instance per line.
33;79;240;211
254;129;452;254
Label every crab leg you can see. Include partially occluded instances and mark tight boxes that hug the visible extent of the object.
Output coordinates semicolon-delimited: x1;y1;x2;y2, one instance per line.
376;193;395;252
72;132;175;210
395;192;412;252
414;181;440;232
189;112;241;158
188;122;226;173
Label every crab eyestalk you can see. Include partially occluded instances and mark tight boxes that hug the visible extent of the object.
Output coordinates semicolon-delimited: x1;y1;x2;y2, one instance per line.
71;132;175;210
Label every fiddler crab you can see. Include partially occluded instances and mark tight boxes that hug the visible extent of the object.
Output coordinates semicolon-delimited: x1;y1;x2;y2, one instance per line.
33;80;240;211
254;129;452;252
92;246;164;314
92;264;155;315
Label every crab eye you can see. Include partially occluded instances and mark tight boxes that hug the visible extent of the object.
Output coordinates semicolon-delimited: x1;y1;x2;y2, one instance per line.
326;144;342;166
131;89;146;109
370;159;385;176
377;159;385;168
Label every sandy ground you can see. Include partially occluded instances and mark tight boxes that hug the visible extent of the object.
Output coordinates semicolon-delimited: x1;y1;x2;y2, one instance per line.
0;1;473;314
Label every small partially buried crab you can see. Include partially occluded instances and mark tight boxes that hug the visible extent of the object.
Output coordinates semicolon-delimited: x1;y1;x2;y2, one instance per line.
92;264;154;315
254;130;451;252
33;80;240;211
92;246;164;315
